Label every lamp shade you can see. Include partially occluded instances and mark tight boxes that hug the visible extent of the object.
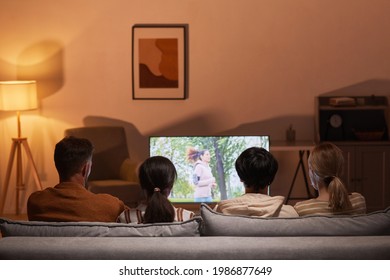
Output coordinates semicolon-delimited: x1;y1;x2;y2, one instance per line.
0;80;38;111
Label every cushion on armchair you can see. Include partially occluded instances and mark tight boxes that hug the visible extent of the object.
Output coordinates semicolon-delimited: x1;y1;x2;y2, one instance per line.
200;204;390;236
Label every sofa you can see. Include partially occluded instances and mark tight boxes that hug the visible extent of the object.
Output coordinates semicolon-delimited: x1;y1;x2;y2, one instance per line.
1;204;389;260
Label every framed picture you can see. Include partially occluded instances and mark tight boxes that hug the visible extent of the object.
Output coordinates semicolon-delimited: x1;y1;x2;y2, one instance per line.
132;24;188;100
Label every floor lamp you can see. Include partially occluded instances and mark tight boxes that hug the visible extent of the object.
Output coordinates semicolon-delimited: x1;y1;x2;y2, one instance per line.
0;80;42;215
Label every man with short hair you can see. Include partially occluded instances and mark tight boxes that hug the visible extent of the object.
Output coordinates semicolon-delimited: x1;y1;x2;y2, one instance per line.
27;136;126;222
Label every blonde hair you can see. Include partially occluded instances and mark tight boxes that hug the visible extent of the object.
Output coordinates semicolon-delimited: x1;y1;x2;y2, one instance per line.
308;142;352;211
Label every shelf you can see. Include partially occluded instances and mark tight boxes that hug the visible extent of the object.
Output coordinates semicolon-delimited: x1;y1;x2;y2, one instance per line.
271;140;315;151
316;95;390;142
318;96;388;107
331;141;390;146
319;105;388;110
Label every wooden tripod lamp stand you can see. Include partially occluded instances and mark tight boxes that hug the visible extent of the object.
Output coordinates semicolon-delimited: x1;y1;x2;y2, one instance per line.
0;80;42;214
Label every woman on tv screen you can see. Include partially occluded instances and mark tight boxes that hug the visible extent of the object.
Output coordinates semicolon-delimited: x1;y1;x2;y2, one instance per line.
186;147;217;202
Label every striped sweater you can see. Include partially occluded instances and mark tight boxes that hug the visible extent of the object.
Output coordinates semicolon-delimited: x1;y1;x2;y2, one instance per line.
117;204;195;224
294;192;366;216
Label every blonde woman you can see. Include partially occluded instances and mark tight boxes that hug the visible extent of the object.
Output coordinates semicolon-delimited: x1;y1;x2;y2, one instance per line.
294;142;366;216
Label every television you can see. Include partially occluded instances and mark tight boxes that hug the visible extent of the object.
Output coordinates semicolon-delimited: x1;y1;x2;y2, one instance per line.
149;136;270;208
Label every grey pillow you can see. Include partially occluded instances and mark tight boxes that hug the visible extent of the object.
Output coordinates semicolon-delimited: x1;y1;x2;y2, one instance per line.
200;204;390;236
0;217;202;237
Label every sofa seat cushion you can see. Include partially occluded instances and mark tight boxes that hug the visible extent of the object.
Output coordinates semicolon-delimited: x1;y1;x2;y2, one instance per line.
200;204;390;236
0;217;202;237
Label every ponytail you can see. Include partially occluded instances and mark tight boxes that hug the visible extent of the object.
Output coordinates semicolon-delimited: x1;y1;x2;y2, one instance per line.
186;147;200;163
327;176;352;211
143;188;175;223
308;142;353;212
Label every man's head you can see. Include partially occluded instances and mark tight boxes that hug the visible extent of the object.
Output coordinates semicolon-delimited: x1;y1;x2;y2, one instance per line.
54;136;94;183
235;147;278;192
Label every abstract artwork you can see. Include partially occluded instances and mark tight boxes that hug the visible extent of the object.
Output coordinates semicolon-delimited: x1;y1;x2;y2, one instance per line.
132;24;188;99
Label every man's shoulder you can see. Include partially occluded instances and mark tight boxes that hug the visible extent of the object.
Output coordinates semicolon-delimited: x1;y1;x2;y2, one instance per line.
30;183;84;197
92;192;125;208
92;191;119;200
28;187;55;200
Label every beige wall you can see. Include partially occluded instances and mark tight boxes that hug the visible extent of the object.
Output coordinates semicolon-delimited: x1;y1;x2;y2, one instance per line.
1;0;390;213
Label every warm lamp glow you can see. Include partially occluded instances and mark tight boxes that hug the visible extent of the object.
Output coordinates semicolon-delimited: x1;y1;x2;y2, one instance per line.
0;80;38;111
0;80;42;215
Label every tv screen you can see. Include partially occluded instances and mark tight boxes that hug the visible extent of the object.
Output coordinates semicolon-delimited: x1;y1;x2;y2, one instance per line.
149;136;270;203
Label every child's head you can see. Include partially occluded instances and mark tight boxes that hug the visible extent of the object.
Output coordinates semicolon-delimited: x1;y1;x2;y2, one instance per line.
139;155;177;197
235;147;278;192
138;156;177;223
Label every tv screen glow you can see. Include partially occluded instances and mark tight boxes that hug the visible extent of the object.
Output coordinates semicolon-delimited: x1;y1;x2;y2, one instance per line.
149;136;270;203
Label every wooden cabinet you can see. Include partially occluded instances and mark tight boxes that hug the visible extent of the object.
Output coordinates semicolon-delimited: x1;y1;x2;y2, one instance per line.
337;143;390;212
315;95;390;212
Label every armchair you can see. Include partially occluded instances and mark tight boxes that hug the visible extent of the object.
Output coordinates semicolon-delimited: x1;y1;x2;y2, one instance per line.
64;126;143;207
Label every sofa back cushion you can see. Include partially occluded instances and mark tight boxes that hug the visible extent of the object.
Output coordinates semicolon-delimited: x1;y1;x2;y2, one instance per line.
200;204;390;236
0;217;202;237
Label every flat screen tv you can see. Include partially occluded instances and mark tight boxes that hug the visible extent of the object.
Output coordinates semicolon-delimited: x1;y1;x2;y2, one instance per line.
149;136;270;205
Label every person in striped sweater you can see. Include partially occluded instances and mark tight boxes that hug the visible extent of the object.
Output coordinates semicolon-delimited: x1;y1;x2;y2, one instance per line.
294;142;366;216
117;156;194;224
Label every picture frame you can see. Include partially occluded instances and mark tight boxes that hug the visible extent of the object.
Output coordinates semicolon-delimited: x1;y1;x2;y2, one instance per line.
132;24;188;100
